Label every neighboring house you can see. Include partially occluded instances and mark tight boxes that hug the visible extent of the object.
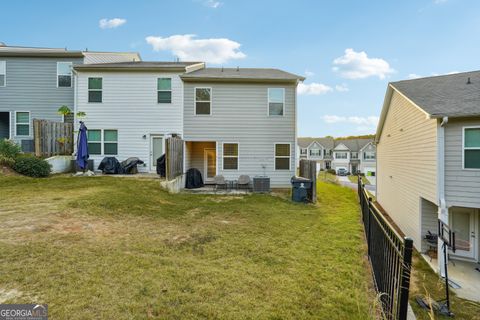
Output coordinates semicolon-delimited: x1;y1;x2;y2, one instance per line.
297;137;376;175
73;64;304;188
376;71;480;269
0;43;140;151
297;137;334;170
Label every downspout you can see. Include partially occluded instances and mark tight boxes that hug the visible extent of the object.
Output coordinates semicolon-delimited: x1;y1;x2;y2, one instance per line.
72;68;78;156
438;116;448;276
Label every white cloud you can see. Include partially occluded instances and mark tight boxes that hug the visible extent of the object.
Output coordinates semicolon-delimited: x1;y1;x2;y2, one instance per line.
407;73;422;79
335;84;349;92
204;0;222;8
322;115;379;131
304;70;315;77
99;18;127;29
145;34;246;64
297;82;333;95
333;48;395;80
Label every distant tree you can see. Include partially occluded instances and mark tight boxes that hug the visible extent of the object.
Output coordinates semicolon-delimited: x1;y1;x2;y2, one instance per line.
335;134;375;140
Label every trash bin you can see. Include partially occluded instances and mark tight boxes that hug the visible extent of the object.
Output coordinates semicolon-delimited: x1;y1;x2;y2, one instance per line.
291;176;312;202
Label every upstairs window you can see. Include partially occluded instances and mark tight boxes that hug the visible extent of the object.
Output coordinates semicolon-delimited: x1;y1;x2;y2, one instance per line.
268;88;284;116
0;61;5;87
157;78;172;103
310;148;321;156
195;88;211;115
15;112;30;136
464;127;480;169
57;62;72;87
275;143;290;170
300;148;307;155
351;152;359;159
335;152;348;159
88;77;102;103
223;143;239;170
364;151;376;160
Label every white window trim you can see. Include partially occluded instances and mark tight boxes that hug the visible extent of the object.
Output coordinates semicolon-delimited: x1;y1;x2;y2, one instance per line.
88;77;103;103
56;62;73;88
194;87;212;116
309;148;321;157
335;152;348;159
88;129;118;156
222;142;239;170
267;88;285;117
363;151;376;160
0;61;6;87
300;148;307;155
463;126;480;170
14;111;31;137
157;78;172;104
274;142;291;171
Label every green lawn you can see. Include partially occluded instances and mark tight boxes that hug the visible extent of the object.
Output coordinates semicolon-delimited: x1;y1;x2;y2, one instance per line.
0;174;376;319
347;175;370;185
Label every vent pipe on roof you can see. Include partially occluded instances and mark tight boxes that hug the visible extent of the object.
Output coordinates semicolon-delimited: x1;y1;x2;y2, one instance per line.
467;77;471;84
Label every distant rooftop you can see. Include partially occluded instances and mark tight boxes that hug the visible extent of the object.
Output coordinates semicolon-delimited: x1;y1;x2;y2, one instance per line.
180;67;305;83
391;70;480;118
298;137;374;151
74;61;204;70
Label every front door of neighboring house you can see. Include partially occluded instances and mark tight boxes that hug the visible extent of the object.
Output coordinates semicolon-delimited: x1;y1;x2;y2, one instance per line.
204;148;216;183
150;135;164;172
351;164;357;174
450;207;478;260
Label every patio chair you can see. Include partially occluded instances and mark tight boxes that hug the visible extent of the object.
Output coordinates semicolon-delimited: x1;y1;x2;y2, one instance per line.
237;175;251;190
214;175;226;190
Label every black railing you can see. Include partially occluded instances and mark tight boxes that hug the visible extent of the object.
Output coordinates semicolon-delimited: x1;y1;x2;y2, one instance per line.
358;177;413;320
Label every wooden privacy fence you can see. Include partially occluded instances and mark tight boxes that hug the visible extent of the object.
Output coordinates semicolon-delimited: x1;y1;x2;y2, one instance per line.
358;177;413;320
34;119;74;157
165;136;184;180
299;159;317;203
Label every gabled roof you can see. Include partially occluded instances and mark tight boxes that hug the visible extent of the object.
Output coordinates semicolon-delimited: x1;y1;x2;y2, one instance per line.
82;52;141;64
335;138;374;152
390;71;480;118
297;137;334;149
180;68;305;83
73;61;205;72
376;70;480;142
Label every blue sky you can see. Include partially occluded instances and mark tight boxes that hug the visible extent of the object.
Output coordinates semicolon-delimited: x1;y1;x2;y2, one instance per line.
2;0;480;137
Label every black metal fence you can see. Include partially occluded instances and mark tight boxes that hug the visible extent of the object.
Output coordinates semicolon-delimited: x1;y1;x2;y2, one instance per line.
358;177;413;320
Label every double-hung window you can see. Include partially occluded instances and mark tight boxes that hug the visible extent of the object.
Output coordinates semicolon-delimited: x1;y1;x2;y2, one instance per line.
268;88;284;116
88;77;102;103
300;148;307;156
88;129;118;155
275;143;290;170
157;78;172;103
364;151;375;160
0;61;5;87
223;143;239;170
57;62;72;87
464;127;480;169
351;152;358;159
195;88;211;115
310;148;321;156
15;112;30;136
335;152;347;159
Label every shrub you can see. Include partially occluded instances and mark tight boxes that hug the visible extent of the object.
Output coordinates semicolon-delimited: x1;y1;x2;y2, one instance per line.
327;169;336;175
0;155;15;167
13;156;51;177
0;139;22;159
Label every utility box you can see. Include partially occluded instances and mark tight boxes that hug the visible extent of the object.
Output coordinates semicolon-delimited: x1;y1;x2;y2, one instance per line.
291;176;312;203
253;176;270;193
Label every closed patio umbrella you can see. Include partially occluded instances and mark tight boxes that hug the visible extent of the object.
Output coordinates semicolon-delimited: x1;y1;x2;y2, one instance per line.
76;121;89;171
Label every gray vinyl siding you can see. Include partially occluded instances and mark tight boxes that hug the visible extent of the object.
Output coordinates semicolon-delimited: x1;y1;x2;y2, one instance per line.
75;71;184;172
377;90;438;249
183;82;296;187
444;117;480;208
0;57;82;143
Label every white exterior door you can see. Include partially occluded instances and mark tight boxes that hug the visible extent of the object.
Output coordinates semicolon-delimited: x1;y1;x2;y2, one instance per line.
150;135;164;172
450;208;478;260
204;148;216;182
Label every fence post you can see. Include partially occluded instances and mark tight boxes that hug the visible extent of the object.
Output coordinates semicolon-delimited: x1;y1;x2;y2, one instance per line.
398;237;413;320
367;194;372;256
